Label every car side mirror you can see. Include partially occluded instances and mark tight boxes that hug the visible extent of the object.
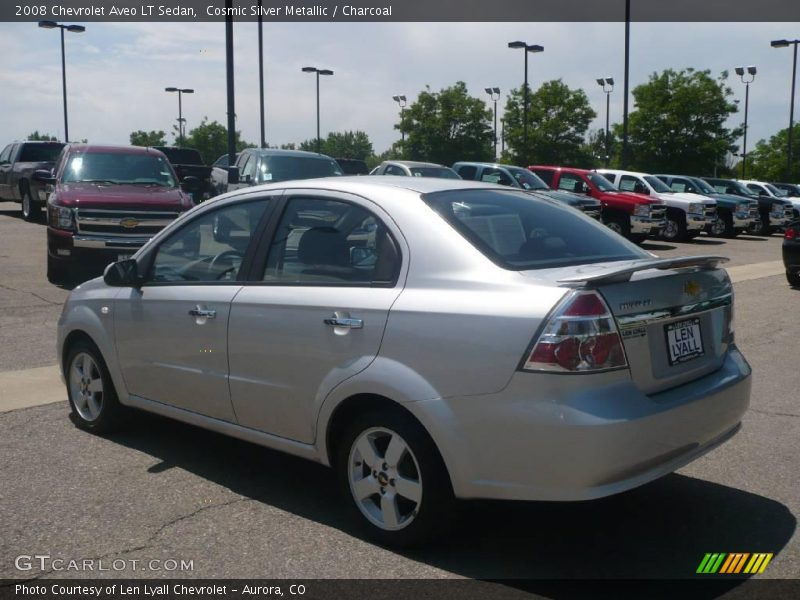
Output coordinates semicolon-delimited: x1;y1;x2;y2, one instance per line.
103;259;141;288
180;175;201;193
242;173;253;184
227;166;240;185
32;169;56;185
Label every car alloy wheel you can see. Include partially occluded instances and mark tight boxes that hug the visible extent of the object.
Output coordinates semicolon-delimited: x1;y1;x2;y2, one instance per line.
65;341;127;433
710;217;727;237
348;427;422;531
662;219;680;240
69;352;105;422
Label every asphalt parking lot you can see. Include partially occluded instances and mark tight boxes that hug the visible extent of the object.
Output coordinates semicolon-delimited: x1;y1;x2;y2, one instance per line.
0;199;797;583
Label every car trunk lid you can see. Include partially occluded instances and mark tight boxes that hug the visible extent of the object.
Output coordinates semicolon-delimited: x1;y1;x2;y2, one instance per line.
527;256;734;394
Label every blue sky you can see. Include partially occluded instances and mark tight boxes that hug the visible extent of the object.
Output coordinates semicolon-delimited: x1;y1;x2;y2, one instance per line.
1;21;798;156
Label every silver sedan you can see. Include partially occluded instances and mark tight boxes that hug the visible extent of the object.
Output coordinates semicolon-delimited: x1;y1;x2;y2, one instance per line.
57;177;751;546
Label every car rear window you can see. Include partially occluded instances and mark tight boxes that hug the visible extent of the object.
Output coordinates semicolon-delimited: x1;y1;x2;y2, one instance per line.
261;156;344;181
423;189;648;270
19;143;64;162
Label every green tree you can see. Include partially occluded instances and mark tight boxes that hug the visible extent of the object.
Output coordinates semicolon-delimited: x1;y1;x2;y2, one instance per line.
503;79;596;166
397;82;494;165
297;130;374;160
747;124;800;182
617;68;740;174
581;127;621;169
27;131;58;141
366;145;402;170
182;118;253;165
129;130;167;147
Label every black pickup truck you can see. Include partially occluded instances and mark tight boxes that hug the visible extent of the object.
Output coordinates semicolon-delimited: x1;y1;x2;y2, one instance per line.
153;147;214;203
0;141;65;221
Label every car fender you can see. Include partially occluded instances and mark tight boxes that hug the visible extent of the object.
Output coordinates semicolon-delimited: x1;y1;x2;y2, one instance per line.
58;295;129;405
313;356;442;465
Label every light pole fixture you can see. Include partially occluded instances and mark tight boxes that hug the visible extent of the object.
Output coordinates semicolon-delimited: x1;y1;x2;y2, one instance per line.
596;77;614;167
302;66;334;154
771;39;800;180
38;20;85;143
734;66;756;179
484;87;501;159
508;41;544;166
392;95;407;144
165;87;194;146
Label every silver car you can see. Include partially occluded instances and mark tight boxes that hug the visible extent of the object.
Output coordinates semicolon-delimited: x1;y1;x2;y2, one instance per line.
57;177;751;546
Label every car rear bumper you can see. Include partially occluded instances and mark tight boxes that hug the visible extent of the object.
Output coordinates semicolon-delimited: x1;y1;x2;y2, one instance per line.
412;346;751;501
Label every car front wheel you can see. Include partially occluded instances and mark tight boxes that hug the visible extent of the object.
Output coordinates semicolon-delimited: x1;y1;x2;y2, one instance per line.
787;268;800;287
65;341;126;433
337;409;454;547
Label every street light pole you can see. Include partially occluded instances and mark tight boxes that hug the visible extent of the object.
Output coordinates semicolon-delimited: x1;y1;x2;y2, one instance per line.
302;67;333;154
165;87;194;146
735;66;756;179
508;41;543;166
596;77;614;167
485;88;501;159
38;21;85;143
257;0;266;148
621;0;631;168
771;39;800;181
392;95;407;144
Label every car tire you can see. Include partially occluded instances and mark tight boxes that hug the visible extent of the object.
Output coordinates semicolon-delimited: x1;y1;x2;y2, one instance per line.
336;408;455;547
661;215;687;242
605;215;631;239
21;185;41;222
47;254;71;285
787;269;800;288
65;340;127;433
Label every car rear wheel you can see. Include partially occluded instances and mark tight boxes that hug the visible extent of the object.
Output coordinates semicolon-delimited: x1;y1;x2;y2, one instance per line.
337;409;455;547
21;186;41;222
65;341;126;433
787;268;800;287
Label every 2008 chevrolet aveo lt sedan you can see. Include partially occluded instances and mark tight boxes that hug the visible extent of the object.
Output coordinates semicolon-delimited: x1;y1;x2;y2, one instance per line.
58;177;751;546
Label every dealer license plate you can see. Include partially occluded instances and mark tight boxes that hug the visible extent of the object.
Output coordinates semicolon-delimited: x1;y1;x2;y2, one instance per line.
665;318;704;366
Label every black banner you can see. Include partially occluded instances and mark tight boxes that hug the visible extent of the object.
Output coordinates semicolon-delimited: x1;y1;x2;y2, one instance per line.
2;580;800;600
3;0;800;22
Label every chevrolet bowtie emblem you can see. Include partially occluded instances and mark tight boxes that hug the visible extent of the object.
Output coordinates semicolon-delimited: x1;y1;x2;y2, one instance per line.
119;217;139;229
684;280;701;298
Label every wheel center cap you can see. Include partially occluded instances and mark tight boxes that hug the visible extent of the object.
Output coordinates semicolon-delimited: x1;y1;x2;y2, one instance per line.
377;472;389;486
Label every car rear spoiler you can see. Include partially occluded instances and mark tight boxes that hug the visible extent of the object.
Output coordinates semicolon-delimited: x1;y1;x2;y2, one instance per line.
558;255;730;285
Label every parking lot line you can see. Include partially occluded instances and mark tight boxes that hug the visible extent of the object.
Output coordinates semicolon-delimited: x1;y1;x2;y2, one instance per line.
0;365;64;413
726;260;785;284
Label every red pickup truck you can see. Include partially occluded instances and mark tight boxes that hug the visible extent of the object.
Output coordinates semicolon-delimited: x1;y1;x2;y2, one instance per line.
40;145;195;284
530;165;666;242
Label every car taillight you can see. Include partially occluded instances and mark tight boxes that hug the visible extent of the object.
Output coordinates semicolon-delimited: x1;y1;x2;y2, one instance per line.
786;226;798;240
522;290;628;373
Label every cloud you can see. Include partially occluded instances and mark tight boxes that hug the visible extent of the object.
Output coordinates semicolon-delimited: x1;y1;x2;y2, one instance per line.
1;21;798;157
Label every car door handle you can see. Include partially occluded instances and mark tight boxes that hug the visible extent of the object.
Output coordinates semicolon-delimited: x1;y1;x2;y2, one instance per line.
324;317;363;329
189;307;217;319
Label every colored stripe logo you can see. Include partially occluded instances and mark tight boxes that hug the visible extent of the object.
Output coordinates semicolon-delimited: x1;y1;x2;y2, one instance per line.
696;553;773;574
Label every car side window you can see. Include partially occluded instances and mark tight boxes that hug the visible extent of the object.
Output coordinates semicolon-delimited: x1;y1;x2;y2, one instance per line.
618;175;640;193
262;197;400;286
747;184;765;195
456;165;477;180
0;145;11;164
481;168;513;186
384;165;404;176
242;155;258;183
557;173;585;194
534;169;554;186
147;199;269;284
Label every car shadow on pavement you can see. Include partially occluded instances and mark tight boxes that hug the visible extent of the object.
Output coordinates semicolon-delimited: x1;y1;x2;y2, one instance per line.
107;412;796;590
639;242;677;251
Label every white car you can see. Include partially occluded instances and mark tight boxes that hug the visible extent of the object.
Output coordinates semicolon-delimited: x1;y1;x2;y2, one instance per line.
740;179;800;219
597;170;717;242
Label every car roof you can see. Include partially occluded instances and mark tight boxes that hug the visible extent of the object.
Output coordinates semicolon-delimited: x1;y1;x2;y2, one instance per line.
596;169;651;177
66;144;163;155
531;165;591;175
384;160;446;168
243;148;335;159
453;161;522;170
